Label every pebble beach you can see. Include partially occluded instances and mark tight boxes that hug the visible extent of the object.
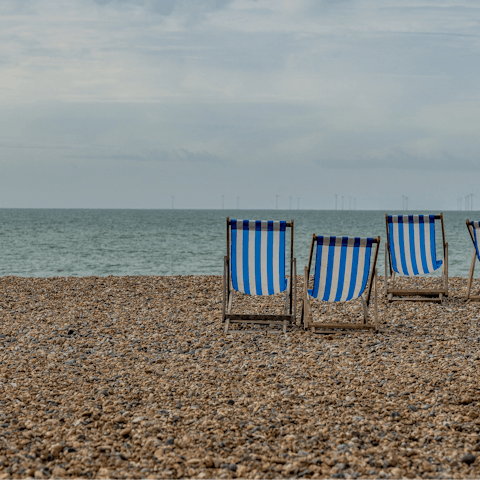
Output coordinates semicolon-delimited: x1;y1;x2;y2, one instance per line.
1;275;480;479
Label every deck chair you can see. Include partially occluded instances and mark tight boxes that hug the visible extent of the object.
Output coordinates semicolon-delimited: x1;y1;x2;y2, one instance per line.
385;214;448;303
465;220;480;302
223;218;296;334
302;235;380;333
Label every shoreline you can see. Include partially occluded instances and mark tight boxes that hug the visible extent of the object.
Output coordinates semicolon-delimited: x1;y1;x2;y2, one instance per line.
1;275;480;479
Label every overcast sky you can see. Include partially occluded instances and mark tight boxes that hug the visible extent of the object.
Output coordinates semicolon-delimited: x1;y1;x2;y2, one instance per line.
1;0;479;210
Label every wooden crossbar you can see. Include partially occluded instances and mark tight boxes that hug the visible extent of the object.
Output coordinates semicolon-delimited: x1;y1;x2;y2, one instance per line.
390;297;442;303
308;323;375;330
225;317;293;323
388;288;446;296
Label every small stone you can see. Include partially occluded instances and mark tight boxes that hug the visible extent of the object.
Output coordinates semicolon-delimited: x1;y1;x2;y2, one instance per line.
119;427;131;436
236;465;248;476
98;388;109;397
153;448;163;460
390;467;402;478
460;395;473;405
96;467;111;479
461;453;476;465
51;466;67;478
204;456;214;468
34;471;45;480
165;437;175;446
227;464;237;472
226;399;235;405
50;443;63;457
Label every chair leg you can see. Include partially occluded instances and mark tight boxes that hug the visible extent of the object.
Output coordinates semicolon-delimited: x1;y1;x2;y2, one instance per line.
384;243;388;298
304;299;311;330
466;249;476;302
224;291;233;334
293;259;297;322
444;242;449;297
303;266;311;329
361;296;368;324
387;270;395;302
374;268;378;331
227;291;233;314
222;256;228;322
284;278;290;314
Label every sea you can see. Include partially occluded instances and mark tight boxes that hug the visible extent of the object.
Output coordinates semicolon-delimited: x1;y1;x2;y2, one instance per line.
0;209;477;278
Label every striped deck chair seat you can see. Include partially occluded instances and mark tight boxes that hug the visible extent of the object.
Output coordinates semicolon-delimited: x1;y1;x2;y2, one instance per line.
303;235;380;332
385;213;448;302
223;218;296;334
465;220;480;302
230;220;287;296
387;215;442;276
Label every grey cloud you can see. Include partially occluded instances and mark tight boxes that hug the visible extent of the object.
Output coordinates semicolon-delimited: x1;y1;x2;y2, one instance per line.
391;31;480;39
97;153;148;161
93;0;233;15
147;148;224;164
67;149;223;164
0;143;75;150
0;1;37;15
65;153;146;161
150;0;176;16
318;149;479;171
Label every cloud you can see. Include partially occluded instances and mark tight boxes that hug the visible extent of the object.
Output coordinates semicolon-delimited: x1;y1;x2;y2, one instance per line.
150;0;176;16
92;0;233;17
162;148;224;164
66;148;224;164
317;149;480;171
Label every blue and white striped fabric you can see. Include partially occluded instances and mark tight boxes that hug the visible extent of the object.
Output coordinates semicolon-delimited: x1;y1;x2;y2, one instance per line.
230;220;287;296
468;221;480;261
388;215;442;275
308;236;373;302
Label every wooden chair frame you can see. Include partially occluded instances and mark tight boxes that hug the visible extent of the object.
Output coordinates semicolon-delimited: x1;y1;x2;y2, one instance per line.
465;220;480;302
384;213;448;303
222;218;296;334
302;235;380;333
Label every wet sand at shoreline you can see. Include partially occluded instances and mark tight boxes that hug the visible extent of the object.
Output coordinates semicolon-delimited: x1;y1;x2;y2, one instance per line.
1;275;480;479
